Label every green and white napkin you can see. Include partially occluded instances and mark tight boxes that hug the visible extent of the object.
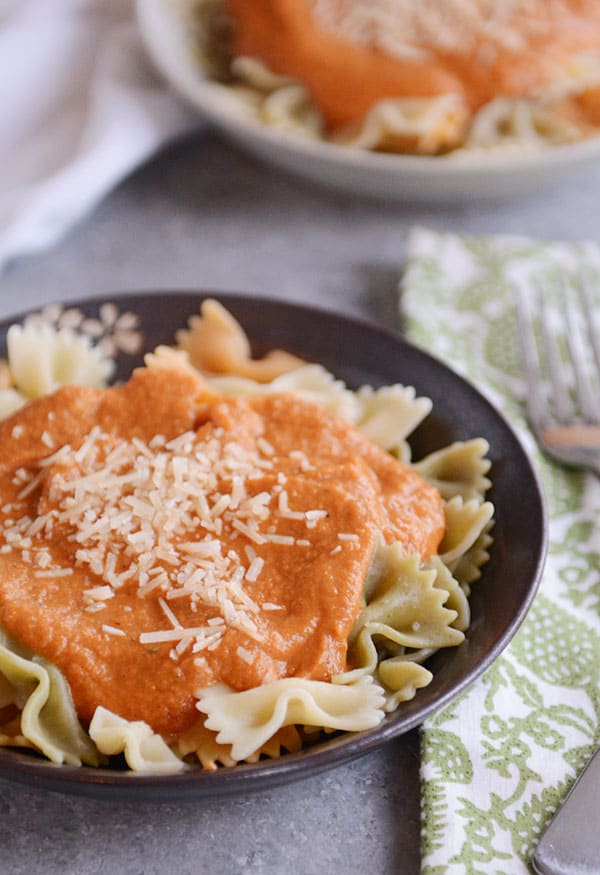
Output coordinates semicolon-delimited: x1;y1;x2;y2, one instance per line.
402;228;600;875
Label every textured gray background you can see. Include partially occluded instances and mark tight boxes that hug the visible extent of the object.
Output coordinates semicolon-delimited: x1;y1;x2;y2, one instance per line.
1;130;600;875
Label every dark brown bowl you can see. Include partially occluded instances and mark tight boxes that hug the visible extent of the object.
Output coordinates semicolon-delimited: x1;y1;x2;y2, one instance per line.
0;292;547;799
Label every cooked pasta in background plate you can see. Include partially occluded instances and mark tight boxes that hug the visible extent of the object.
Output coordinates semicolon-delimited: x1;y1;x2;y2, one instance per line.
0;300;494;774
189;0;600;156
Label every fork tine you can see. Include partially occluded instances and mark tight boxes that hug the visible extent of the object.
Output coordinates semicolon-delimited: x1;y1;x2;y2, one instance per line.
516;275;600;476
560;277;600;424
579;276;600;420
540;283;575;423
515;284;551;430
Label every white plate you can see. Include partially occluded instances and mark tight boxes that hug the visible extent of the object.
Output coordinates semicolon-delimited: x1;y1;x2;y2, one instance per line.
136;0;600;201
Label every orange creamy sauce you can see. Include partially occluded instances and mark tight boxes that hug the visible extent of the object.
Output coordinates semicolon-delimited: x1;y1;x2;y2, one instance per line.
0;368;443;737
226;0;600;130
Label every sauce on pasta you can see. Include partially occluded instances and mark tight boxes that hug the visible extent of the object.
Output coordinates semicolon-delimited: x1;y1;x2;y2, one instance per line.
0;367;443;737
226;0;600;130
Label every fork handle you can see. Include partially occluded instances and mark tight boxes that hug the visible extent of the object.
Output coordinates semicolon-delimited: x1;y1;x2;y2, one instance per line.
532;747;600;874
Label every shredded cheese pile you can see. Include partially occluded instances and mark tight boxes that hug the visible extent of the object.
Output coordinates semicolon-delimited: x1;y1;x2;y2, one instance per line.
309;0;572;61
0;425;345;663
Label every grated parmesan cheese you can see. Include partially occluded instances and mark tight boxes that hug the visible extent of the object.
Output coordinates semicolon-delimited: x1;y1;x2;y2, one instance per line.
309;0;570;63
33;567;74;578
236;645;256;665
84;585;114;601
0;408;354;667
245;555;265;581
102;624;126;637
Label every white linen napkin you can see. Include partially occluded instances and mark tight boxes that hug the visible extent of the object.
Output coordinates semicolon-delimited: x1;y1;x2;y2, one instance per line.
402;228;600;874
0;0;197;274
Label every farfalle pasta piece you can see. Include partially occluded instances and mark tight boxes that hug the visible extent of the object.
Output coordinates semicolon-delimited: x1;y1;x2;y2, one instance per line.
7;323;114;400
439;496;495;567
176;720;238;769
450;520;495;590
207;364;432;453
268;364;362;420
0;388;27;420
261;83;323;136
0;673;28;749
413;438;491;501
377;661;433;712
354;384;432;456
144;344;198;375
231;56;295;91
207;364;361;421
335;544;464;709
176;298;305;382
88;707;186;774
230;57;324;138
0;629;100;766
332;94;470;154
348;545;463;653
176;718;302;769
197;678;385;762
338;624;435;691
465;97;581;150
254;724;304;760
428;556;470;633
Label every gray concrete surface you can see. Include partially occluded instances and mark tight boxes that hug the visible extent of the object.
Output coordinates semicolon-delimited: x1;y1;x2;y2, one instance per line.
1;130;600;875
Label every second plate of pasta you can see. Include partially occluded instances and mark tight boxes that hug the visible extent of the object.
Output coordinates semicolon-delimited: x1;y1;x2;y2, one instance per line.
0;292;545;799
136;0;600;201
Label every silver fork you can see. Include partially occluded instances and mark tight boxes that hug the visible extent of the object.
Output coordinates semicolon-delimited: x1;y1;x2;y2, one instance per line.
515;275;600;478
516;279;600;872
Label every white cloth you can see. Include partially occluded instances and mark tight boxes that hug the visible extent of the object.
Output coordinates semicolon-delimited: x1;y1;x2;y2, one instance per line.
0;0;197;273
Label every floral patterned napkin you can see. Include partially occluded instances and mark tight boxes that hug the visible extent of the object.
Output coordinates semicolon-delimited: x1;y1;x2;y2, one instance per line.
401;228;600;875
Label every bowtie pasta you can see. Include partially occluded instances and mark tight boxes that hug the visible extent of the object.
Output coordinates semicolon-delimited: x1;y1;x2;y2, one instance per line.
0;300;493;773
